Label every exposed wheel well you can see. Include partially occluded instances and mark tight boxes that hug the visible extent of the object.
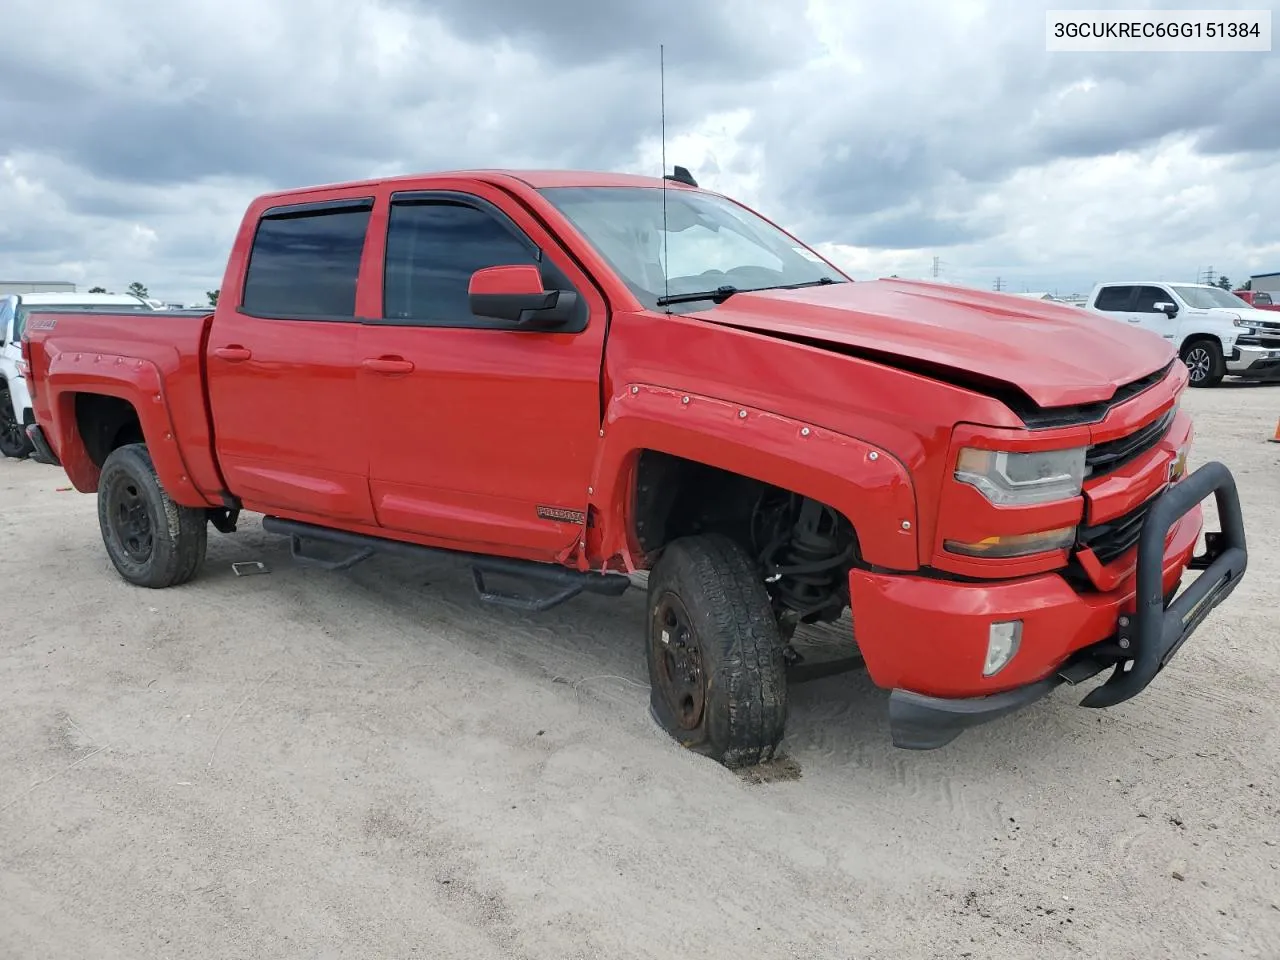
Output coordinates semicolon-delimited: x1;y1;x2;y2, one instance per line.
1179;333;1221;357
633;450;858;631
75;393;144;467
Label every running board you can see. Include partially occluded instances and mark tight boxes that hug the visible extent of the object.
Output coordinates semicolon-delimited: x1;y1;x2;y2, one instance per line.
261;516;630;613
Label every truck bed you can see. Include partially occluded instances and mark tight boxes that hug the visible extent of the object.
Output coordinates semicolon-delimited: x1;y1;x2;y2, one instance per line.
23;309;223;504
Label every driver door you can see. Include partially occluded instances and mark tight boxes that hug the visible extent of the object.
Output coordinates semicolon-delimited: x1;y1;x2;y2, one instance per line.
1129;285;1179;342
357;183;609;559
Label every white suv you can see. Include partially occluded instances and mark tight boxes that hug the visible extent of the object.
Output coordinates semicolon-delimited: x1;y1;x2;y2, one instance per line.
0;292;155;458
1086;281;1280;387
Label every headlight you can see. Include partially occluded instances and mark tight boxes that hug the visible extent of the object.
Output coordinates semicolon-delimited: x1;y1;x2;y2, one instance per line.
1233;318;1253;328
955;446;1086;505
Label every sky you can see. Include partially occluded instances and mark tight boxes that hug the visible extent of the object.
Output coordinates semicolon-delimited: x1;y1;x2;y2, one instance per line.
1;0;1276;305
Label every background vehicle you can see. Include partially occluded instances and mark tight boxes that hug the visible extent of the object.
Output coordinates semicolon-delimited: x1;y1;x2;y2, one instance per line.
1086;281;1280;387
21;170;1247;767
0;292;155;458
1233;289;1280;313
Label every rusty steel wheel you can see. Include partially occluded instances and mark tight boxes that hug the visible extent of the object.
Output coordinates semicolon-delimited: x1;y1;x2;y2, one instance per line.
651;594;706;731
645;534;788;768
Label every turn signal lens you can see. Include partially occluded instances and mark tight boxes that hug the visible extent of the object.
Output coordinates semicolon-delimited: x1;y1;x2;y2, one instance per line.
945;525;1076;559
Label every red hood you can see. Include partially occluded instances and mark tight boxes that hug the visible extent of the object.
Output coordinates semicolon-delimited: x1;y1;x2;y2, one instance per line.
686;279;1175;408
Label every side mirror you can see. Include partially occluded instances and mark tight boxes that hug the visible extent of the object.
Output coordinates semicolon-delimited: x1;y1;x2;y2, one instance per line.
1153;301;1178;318
468;265;577;328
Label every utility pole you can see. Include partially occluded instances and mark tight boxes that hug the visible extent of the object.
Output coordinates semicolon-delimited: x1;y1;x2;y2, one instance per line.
993;277;1004;292
1199;265;1215;285
931;256;941;278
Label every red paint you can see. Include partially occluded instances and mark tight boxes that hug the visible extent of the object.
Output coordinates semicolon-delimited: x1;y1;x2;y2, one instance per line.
22;168;1219;704
1234;290;1280;312
468;264;543;297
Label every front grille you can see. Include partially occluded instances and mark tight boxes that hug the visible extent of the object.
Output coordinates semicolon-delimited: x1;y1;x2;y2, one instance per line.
1078;497;1154;566
1085;409;1174;477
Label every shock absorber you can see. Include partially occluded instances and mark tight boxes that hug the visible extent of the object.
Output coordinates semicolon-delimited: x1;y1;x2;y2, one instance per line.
760;496;854;622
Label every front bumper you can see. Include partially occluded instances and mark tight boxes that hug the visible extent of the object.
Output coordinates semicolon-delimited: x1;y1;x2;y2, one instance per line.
1227;344;1280;378
851;462;1247;749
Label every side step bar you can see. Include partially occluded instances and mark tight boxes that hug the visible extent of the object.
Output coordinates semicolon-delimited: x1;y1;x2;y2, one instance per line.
260;516;630;614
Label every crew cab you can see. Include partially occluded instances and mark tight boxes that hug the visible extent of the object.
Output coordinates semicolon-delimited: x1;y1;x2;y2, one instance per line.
1086;281;1280;387
0;291;155;458
20;170;1248;767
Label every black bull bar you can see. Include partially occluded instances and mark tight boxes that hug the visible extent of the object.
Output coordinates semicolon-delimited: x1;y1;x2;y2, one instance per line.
1080;460;1248;708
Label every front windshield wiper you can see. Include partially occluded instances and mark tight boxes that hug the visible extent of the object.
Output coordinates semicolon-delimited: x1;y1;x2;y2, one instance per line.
657;285;740;307
656;277;840;308
777;277;838;290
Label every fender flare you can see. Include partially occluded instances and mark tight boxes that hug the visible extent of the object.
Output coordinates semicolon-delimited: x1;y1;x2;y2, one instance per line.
43;348;210;505
588;384;919;571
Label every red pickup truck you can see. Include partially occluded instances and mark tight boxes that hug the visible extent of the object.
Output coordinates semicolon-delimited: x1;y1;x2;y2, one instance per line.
21;168;1248;767
1234;289;1280;312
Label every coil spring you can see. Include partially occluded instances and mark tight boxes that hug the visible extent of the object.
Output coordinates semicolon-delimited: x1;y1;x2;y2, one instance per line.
761;497;853;620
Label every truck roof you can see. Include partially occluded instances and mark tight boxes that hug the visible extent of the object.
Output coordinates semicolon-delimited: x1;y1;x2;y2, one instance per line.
1093;280;1214;288
256;169;693;205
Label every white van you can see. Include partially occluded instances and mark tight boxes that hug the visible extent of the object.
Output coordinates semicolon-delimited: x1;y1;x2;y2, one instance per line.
0;292;155;458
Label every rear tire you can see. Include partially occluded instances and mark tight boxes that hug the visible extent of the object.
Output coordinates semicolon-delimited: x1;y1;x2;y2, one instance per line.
98;443;207;588
645;534;788;768
1181;337;1225;388
0;386;33;459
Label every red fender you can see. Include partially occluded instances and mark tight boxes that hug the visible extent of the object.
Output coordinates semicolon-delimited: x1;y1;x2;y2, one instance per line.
44;349;213;507
588;383;919;571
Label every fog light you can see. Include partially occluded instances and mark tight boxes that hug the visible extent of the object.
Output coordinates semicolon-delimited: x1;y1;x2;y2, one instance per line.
984;620;1022;677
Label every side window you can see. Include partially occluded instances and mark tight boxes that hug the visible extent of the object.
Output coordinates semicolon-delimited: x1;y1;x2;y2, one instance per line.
1256;292;1273;306
1132;286;1172;312
241;201;372;319
383;199;541;327
1093;286;1134;311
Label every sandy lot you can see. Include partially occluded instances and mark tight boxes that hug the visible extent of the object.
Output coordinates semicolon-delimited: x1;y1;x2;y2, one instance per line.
2;384;1279;960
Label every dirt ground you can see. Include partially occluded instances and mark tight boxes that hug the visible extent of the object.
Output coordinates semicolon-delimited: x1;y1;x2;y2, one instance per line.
2;384;1279;960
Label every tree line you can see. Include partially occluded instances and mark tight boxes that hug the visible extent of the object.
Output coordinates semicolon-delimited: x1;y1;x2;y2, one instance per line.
86;282;219;306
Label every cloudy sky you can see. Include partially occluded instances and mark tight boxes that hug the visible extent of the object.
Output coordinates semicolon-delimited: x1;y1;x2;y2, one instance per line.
1;0;1276;304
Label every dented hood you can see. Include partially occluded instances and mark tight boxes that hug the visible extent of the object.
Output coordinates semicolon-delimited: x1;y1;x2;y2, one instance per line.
686;279;1175;408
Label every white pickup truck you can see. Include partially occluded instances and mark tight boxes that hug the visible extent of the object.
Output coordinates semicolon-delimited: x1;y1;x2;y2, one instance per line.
1085;281;1280;387
1;292;156;458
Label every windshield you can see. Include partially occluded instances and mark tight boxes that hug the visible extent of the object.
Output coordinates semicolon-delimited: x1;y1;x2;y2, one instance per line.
539;186;845;308
14;301;153;340
1171;286;1253;310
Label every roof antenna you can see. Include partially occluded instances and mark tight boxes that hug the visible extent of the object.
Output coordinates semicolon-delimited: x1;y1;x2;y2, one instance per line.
660;43;670;312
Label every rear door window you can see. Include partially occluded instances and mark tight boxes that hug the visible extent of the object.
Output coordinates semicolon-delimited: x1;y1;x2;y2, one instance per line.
241;199;373;319
1093;286;1135;311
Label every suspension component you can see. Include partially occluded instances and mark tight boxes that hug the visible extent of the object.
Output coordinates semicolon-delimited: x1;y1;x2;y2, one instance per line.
754;493;854;626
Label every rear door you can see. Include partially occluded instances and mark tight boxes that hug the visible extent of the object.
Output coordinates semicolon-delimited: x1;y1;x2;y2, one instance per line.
1091;284;1138;325
206;194;378;523
356;182;608;558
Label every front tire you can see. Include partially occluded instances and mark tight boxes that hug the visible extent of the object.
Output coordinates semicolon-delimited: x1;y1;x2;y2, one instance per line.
1181;337;1225;388
0;387;33;459
98;443;207;588
646;534;788;768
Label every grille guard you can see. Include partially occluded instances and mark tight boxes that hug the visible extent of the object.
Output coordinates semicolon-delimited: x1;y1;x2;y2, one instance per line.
1080;461;1248;708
